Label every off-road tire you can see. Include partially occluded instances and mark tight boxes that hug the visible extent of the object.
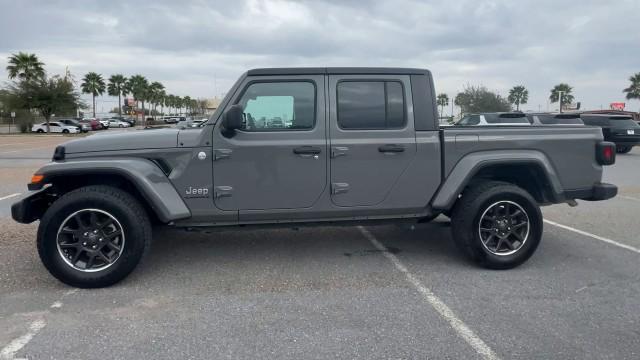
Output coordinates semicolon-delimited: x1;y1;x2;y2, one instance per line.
37;185;152;288
450;181;542;269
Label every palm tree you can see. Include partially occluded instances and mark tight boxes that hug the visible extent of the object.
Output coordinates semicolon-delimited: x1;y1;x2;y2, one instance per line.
148;81;165;120
549;83;574;111
107;74;128;116
623;73;640;102
508;85;529;111
175;96;183;116
6;52;45;82
127;75;149;123
436;93;449;118
183;96;192;115
80;72;106;117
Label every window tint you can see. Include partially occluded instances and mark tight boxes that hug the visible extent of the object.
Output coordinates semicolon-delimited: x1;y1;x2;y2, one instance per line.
484;114;529;124
581;116;610;127
609;118;640;129
537;115;583;125
337;81;406;129
238;82;315;131
457;115;480;125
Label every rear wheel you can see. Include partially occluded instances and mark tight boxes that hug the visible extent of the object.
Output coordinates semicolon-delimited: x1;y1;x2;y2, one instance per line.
616;145;632;154
62;129;69;134
37;185;151;288
451;181;542;269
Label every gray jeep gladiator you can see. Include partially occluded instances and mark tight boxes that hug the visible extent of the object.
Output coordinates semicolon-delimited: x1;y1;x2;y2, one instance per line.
12;67;618;288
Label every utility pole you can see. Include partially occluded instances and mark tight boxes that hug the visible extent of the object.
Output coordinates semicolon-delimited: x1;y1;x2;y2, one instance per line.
451;94;454;121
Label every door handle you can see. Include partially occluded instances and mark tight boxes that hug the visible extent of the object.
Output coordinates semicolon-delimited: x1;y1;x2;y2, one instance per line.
293;146;321;156
378;144;405;153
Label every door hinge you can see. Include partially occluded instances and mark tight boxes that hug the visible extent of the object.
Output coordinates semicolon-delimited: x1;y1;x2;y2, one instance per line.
331;146;349;158
331;182;350;195
213;149;232;161
214;186;233;198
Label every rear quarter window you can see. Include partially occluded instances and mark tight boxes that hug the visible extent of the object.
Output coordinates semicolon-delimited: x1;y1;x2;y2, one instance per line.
484;114;529;124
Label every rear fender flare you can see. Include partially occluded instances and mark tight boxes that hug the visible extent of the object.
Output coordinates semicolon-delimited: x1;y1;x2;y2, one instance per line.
431;150;563;210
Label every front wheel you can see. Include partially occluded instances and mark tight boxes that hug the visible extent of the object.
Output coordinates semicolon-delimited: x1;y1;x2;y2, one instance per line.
450;181;542;269
37;185;152;288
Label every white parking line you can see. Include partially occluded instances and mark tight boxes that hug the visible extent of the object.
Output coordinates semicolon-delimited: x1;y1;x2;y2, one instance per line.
0;319;46;360
0;289;77;359
0;145;54;155
544;219;640;254
358;226;500;360
0;193;21;201
619;195;640;202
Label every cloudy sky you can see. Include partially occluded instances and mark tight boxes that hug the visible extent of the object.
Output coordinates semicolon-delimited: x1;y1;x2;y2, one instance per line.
1;0;639;114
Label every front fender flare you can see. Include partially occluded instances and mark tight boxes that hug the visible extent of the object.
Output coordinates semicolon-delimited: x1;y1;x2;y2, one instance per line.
31;158;191;223
431;150;563;210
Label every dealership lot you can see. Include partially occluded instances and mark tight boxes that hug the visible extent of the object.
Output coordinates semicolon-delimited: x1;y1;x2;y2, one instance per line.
0;136;639;359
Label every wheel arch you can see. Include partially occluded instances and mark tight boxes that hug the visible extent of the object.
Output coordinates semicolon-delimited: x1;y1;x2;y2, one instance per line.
30;159;191;223
431;150;563;211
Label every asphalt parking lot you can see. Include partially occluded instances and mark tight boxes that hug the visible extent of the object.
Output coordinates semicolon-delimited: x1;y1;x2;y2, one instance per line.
0;135;639;359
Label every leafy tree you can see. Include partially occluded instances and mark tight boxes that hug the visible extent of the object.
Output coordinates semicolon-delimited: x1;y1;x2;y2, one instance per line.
127;74;149;121
549;83;574;110
6;52;45;82
436;93;449;118
107;74;128;116
623;73;640;101
8;74;84;132
508;85;528;111
454;85;511;114
81;72;106;117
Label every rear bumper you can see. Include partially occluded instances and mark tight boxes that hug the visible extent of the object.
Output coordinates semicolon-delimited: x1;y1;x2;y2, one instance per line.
564;183;618;202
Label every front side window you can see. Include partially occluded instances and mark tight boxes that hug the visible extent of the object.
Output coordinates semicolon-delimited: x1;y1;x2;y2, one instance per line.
337;81;406;130
237;82;315;131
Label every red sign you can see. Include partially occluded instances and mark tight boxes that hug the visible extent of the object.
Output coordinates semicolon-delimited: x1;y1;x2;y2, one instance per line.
610;102;625;111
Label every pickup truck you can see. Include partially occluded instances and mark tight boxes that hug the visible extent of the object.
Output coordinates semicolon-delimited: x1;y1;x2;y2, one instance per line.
12;67;618;288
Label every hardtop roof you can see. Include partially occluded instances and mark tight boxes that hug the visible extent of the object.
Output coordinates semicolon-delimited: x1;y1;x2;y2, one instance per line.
247;67;431;76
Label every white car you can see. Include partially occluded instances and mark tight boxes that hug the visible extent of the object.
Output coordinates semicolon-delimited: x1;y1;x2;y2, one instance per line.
32;122;80;134
456;113;531;126
96;118;110;129
108;119;131;128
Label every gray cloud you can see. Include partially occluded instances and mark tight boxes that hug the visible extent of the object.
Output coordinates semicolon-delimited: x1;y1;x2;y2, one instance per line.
1;0;639;112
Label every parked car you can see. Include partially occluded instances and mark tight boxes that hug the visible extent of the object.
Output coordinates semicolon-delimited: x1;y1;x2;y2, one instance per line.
79;119;102;131
526;113;584;126
581;114;640;153
190;119;206;127
12;67;618;288
58;118;90;133
456;112;531;126
162;116;179;124
31;122;80;134
109;116;135;126
94;118;110;129
108;119;131;128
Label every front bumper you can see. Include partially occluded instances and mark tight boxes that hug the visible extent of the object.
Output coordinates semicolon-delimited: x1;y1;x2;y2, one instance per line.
11;187;54;224
564;183;618;202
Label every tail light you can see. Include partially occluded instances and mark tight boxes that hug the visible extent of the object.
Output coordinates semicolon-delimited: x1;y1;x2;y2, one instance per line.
596;142;615;165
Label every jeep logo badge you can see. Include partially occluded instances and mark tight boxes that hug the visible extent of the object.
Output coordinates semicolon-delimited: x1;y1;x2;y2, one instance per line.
185;186;209;198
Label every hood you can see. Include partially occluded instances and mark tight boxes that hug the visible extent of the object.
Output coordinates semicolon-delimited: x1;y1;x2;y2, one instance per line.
63;128;181;153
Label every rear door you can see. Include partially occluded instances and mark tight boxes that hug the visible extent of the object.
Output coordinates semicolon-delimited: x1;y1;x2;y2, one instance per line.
211;75;327;214
328;75;417;207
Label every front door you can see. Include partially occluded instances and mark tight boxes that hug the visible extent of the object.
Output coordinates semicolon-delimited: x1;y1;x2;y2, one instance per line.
328;75;417;207
212;76;327;212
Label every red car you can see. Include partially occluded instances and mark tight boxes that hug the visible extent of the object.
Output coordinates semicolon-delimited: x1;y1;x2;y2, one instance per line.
79;119;102;131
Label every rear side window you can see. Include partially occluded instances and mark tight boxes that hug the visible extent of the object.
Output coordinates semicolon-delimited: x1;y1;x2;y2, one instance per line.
484;114;529;124
337;81;406;129
536;115;583;125
581;116;609;126
608;117;640;129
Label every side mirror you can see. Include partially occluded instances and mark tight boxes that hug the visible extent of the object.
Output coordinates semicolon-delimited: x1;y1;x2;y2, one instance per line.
221;104;244;137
